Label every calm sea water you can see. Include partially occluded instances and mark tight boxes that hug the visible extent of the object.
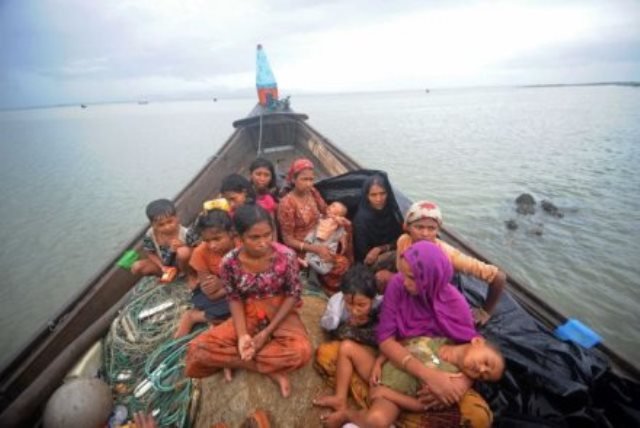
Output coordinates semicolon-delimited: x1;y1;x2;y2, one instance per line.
1;87;639;370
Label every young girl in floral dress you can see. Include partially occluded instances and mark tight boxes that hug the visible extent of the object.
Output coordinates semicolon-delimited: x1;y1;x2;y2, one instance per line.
185;204;312;398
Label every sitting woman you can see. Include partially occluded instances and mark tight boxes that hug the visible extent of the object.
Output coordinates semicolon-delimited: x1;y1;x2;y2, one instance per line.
277;158;351;294
318;241;497;428
394;201;506;325
184;205;312;398
248;157;279;216
352;173;403;272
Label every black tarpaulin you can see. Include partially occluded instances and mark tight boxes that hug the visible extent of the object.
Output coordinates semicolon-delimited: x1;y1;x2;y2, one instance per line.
459;273;640;428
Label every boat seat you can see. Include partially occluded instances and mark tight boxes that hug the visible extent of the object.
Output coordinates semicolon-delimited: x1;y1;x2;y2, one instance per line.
260;144;295;154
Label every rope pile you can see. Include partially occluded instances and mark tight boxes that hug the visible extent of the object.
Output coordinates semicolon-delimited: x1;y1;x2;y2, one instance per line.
103;277;202;427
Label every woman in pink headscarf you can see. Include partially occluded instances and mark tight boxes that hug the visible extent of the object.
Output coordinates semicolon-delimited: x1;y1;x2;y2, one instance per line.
277;158;352;294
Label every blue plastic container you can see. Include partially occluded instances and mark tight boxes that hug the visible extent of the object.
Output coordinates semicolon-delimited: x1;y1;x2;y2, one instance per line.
554;318;602;348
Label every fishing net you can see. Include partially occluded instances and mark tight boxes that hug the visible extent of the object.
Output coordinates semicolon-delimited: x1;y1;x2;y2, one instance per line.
103;277;203;427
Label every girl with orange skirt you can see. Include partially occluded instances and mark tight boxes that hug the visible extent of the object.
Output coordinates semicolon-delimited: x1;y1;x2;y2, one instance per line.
185;204;312;397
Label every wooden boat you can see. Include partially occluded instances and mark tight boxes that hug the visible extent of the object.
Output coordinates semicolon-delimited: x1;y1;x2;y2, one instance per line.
1;47;639;427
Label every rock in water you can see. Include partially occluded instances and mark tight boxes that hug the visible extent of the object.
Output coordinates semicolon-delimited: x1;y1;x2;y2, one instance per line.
515;193;536;215
527;223;544;236
193;295;329;428
505;219;518;230
541;200;564;218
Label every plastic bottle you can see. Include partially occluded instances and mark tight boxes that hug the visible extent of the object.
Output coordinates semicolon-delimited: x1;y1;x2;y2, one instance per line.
116;250;139;270
107;404;128;428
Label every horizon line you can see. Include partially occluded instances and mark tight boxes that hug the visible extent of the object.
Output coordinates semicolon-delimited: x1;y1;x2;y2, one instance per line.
2;80;638;112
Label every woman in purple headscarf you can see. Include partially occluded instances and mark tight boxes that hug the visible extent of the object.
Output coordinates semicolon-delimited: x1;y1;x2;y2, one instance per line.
376;240;477;344
316;241;493;428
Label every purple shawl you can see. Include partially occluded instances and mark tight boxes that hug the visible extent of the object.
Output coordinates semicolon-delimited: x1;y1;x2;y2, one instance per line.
376;241;477;344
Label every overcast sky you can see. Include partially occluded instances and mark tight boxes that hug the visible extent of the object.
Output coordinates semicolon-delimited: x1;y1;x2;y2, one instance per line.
1;0;639;109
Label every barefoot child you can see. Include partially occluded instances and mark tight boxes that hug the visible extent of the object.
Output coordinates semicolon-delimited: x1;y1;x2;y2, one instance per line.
185;204;312;398
314;265;385;412
131;199;192;282
315;337;504;428
371;336;504;414
174;209;236;338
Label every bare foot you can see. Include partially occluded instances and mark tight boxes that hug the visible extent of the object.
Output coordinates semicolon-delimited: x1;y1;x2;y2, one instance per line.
173;316;193;338
267;372;291;398
223;368;233;383
320;410;347;428
312;395;346;411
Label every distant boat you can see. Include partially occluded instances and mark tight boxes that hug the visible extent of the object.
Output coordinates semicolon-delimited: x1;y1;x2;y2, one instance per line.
137;100;149;105
80;104;87;109
425;88;430;93
213;97;218;102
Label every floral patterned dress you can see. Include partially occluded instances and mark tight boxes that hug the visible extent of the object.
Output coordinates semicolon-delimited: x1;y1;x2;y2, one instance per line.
185;242;312;378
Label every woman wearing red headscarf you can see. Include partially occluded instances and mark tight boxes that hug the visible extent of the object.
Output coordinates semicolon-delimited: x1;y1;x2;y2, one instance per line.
277;158;352;294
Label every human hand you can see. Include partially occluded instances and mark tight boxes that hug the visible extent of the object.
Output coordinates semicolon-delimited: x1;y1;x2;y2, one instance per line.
364;247;381;265
472;307;491;326
134;411;158;428
335;216;350;227
316;245;334;263
159;266;177;283
169;238;185;251
369;362;382;386
449;373;473;394
416;384;449;411
368;384;390;402
238;334;255;361
374;270;393;292
251;330;271;353
420;370;467;407
201;275;222;297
